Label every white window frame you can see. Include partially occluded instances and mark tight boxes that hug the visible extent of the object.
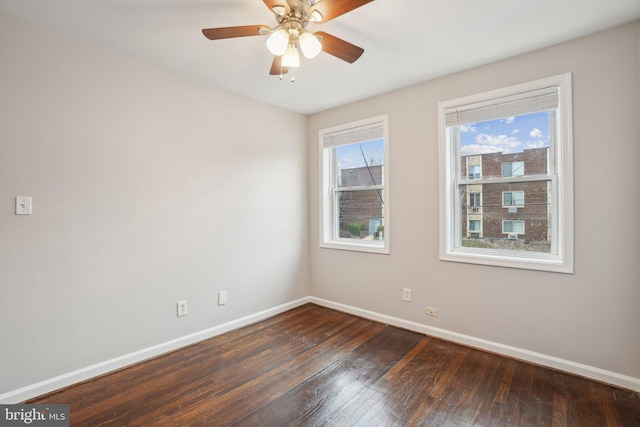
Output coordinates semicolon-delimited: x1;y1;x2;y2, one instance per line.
438;73;574;273
319;114;390;254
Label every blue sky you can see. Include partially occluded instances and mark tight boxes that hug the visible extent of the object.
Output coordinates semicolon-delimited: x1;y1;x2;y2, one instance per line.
459;111;550;156
337;139;384;169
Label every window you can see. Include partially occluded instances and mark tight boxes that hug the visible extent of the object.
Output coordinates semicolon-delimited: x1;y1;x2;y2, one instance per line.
438;74;574;273
503;220;525;234
468;164;481;180
469;192;481;207
502;161;524;177
502;191;524;207
320;115;389;254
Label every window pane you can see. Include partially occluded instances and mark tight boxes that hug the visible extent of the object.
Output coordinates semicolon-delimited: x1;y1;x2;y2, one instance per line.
336;139;384;188
503;191;524;206
440;74;573;272
502;161;524;177
468;165;481;180
460;183;551;253
336;189;384;240
460;111;551;180
469;193;481;207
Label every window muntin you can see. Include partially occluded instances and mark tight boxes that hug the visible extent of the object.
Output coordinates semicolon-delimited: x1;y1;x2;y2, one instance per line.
320;115;389;254
438;74;574;273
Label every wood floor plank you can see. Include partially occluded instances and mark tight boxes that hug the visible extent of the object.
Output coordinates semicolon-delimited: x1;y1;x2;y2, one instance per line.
26;304;640;426
235;326;423;426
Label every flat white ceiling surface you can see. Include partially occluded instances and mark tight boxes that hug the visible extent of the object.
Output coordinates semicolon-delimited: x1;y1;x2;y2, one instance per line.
1;0;639;114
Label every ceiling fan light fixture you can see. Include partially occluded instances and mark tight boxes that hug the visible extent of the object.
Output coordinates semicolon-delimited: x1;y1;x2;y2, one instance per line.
299;31;322;59
266;28;289;56
282;45;300;68
309;10;323;22
272;5;286;16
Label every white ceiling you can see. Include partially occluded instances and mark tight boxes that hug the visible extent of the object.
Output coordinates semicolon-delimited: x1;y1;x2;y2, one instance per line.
1;0;639;115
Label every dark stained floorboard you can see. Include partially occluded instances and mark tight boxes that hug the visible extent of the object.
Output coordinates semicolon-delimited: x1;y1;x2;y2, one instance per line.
27;303;640;426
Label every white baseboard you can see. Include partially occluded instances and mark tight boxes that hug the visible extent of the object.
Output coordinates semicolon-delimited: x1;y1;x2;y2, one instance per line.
3;295;638;404
310;297;640;393
0;297;311;404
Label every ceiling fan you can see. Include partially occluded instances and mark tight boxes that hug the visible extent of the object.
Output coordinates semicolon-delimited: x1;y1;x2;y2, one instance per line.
202;0;374;76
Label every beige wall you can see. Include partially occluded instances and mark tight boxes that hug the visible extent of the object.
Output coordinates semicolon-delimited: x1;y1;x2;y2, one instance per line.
0;11;308;395
1;8;638;399
308;21;640;381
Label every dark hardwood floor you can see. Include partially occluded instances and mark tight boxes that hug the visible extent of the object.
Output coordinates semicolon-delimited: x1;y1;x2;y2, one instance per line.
28;304;640;426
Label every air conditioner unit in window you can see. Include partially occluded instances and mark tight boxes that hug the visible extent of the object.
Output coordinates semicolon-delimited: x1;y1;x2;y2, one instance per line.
508;207;518;214
507;234;518;240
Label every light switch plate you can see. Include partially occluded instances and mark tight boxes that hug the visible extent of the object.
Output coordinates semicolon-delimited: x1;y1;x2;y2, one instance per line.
218;291;227;306
16;197;32;215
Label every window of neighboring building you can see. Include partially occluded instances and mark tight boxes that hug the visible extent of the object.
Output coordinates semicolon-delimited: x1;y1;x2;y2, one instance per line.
502;191;524;207
468;164;481;180
319;115;389;254
502;220;525;234
469;192;481;207
502;161;524;177
438;73;574;273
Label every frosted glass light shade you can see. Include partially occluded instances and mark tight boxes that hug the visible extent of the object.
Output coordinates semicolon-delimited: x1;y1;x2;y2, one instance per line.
282;46;300;68
310;10;323;22
299;32;322;59
266;29;289;56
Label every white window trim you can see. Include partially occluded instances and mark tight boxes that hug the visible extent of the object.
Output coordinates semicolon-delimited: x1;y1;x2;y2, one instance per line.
438;73;574;273
319;114;390;254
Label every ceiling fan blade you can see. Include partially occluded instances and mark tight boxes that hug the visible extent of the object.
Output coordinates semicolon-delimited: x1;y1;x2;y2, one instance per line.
315;31;364;63
263;0;290;15
202;25;268;40
269;56;289;75
309;0;374;23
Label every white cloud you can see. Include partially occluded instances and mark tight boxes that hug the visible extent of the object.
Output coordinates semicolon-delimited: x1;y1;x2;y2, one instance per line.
511;129;520;135
530;128;542;138
504;116;515;124
461;133;522;155
476;133;520;148
460;124;477;133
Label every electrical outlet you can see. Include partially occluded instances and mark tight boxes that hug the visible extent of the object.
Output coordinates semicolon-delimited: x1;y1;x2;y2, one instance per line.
402;288;412;302
425;306;439;317
218;291;227;306
177;300;188;317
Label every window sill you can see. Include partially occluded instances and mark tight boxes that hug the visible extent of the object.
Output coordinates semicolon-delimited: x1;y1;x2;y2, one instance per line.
320;239;389;255
440;247;572;273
